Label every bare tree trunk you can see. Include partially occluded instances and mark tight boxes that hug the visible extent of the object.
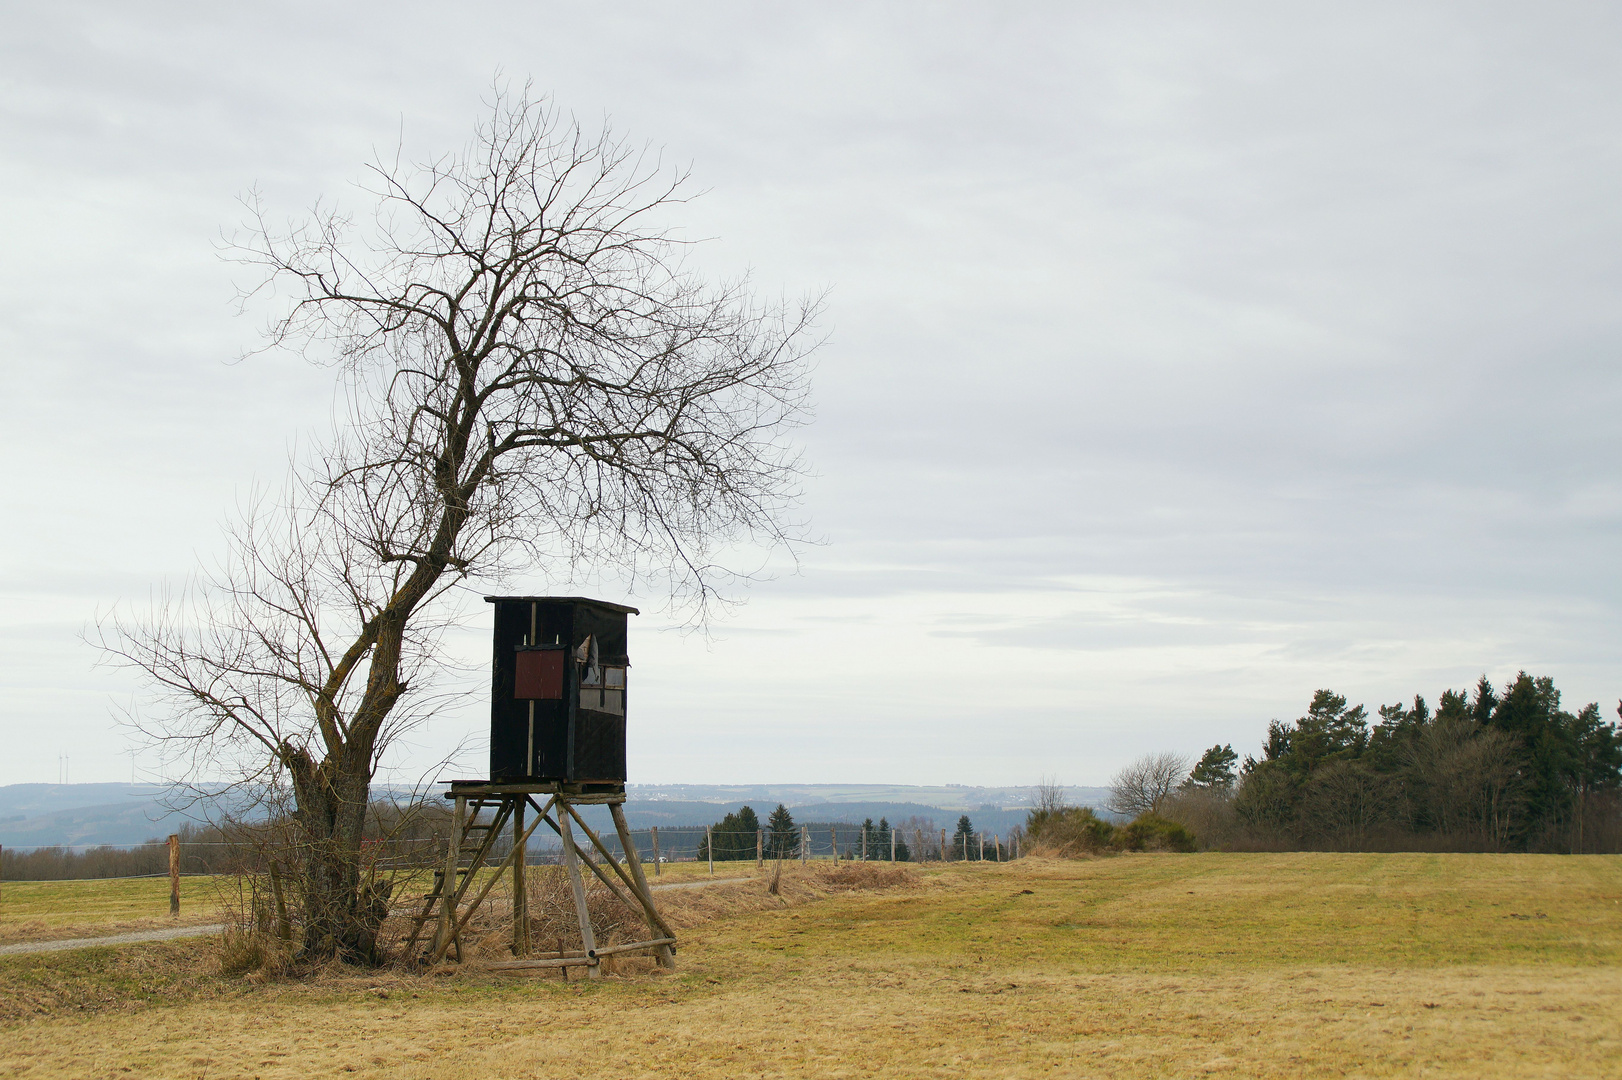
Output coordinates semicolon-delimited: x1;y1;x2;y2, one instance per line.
288;751;390;961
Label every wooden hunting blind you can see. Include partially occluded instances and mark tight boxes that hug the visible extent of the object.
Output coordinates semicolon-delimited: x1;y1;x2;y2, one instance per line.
487;595;639;784
404;596;675;977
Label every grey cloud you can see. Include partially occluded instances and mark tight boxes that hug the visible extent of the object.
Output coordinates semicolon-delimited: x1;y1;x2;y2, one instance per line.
3;2;1620;785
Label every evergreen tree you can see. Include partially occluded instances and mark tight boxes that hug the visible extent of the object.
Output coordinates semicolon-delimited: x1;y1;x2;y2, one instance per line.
953;814;975;860
766;803;797;858
1186;744;1238;789
696;805;761;861
1230;676;1622;852
858;817;878;859
876;816;910;861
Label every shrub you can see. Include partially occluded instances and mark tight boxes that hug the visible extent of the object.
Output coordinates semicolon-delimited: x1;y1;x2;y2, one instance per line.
1115;813;1197;853
217;927;293;979
1160;788;1240;850
1026;806;1116;856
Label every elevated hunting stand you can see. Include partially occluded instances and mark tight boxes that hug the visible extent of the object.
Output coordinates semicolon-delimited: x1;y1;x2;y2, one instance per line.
403;597;675;976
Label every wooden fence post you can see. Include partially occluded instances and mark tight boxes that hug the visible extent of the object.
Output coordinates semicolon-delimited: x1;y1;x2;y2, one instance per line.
651;826;661;877
800;825;808;865
706;825;714;874
167;834;180;916
756;828;763;869
830;827;837;862
861;827;867;861
890;828;896;862
940;829;947;863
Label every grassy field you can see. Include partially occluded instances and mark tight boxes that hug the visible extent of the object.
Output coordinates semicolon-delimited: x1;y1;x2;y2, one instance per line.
0;858;744;945
0;875;223;944
1;852;1618;1078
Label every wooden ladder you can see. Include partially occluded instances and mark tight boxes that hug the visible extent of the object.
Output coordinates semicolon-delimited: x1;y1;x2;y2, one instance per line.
401;798;513;962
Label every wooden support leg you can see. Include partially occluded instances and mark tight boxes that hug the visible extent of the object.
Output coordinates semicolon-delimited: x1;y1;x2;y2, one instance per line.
550;802;646;911
513;799;529;958
556;802;600;980
609;802;676;971
430;796;465;960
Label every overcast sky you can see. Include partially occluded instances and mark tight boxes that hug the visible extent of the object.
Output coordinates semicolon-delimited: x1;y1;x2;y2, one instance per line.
3;2;1620;789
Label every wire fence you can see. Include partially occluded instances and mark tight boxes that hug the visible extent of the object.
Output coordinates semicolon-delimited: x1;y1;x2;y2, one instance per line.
0;816;1026;881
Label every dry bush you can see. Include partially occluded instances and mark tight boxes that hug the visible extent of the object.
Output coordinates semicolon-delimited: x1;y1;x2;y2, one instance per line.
1026;806;1116;857
370;859;925;979
811;862;919;891
1160;788;1243;850
510;866;641;955
1114;814;1197;852
216;926;294;980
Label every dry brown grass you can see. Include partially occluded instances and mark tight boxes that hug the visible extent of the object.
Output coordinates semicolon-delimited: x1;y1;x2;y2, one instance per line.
1;854;1618;1078
442;861;920;978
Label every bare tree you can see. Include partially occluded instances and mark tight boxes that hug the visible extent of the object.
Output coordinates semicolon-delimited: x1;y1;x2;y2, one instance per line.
1034;775;1067;814
1106;752;1190;818
98;88;819;961
1404;718;1521;850
1297;760;1395;850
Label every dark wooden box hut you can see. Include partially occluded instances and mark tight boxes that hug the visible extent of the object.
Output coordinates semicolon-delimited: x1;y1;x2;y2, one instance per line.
486;596;639;784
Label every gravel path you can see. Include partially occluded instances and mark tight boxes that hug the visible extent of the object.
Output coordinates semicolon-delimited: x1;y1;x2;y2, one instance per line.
648;875;753;892
0;923;228;957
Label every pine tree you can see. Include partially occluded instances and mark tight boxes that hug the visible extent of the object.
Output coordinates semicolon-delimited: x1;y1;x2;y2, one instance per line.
954;814;975;860
766;803;797;858
1187;744;1238;789
697;805;762;862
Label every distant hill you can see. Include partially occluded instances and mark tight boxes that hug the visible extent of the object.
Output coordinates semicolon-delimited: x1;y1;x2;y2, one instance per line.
0;781;1116;848
611;800;1035;835
622;782;1112;811
0;785;220;848
0;784;174;820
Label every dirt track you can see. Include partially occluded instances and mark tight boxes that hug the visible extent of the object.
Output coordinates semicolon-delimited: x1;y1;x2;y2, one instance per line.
0;923;228;956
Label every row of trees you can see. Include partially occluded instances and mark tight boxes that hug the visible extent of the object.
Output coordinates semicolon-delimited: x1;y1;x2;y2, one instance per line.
694;804;797;861
696;805;1022;862
1135;673;1622;853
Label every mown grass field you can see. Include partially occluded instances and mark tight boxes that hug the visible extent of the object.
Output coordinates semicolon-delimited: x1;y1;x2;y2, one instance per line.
0;857;743;945
0;875;223;944
1;853;1619;1078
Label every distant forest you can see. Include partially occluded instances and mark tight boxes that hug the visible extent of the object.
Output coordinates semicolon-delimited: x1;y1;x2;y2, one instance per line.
1160;672;1622;854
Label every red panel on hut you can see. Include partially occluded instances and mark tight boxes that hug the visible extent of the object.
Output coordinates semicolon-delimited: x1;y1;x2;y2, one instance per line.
514;649;564;699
